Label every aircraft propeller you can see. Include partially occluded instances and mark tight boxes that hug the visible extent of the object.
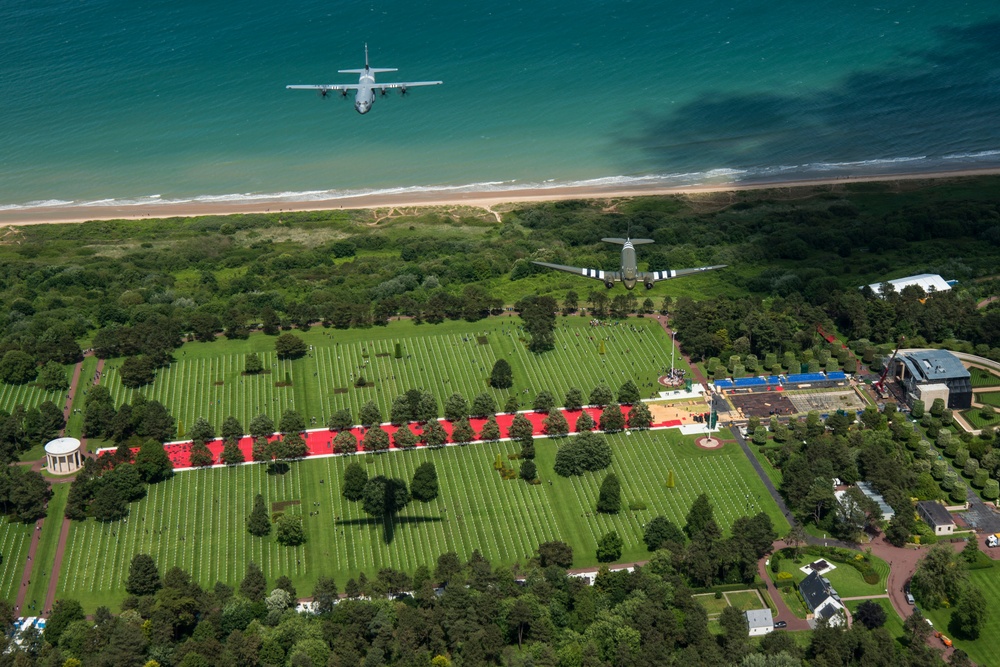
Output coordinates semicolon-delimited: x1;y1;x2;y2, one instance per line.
380;87;388;97
317;88;330;99
399;86;408;97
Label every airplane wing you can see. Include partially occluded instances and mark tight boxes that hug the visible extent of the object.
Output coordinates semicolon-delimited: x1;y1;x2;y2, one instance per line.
370;81;443;89
532;261;619;284
643;264;727;282
286;84;360;91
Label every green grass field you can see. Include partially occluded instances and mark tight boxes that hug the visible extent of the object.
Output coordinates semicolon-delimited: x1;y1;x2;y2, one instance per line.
54;428;786;611
922;565;999;664
96;318;688;435
22;485;68;613
0;373;69;416
724;590;767;611
774;556;888;599
0;517;35;605
969;367;1000;389
975;391;1000;407
961;409;999;430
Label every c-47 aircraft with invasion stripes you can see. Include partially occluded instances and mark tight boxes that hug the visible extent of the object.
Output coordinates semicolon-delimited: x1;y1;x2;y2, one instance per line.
532;237;726;290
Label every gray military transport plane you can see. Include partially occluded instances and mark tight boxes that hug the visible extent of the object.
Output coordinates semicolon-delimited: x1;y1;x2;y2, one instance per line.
532;237;726;290
286;45;442;114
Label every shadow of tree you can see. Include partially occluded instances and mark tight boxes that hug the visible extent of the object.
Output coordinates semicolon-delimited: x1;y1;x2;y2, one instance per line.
622;21;1000;176
337;515;443;545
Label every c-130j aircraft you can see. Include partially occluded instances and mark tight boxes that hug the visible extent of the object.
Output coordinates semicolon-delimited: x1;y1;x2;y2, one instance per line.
532;237;726;290
286;44;442;115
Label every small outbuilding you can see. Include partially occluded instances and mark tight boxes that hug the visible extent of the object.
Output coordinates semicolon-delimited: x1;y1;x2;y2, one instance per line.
917;500;956;536
745;608;773;636
866;273;952;296
44;437;83;475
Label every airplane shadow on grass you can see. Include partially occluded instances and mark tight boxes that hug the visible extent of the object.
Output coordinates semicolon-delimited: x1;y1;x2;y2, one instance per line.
620;21;1000;175
337;515;444;545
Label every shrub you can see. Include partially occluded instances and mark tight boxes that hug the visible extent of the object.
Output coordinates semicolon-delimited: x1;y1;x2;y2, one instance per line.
628;500;647;511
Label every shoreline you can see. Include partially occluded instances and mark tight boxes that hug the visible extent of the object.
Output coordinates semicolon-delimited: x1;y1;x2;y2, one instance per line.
1;167;999;225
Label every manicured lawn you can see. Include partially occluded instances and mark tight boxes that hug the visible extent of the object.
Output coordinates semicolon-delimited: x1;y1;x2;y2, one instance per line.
961;408;999;430
97;318;689;435
976;391;1000;407
922;566;1000;665
22;484;69;613
969;367;1000;389
749;445;783;487
0;369;70;415
775;555;888;598
64;355;99;439
0;515;36;605
844;598;904;641
725;590;766;611
778;586;809;619
54;428;786;612
693;593;729;617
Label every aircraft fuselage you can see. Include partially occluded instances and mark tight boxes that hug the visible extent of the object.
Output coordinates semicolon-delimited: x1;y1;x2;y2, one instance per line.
620;242;638;290
354;71;376;114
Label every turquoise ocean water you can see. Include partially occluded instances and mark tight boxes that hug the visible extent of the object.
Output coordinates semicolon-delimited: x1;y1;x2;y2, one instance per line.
1;0;999;209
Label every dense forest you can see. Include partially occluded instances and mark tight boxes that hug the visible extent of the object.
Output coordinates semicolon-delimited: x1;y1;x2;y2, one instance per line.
1;177;1000;388
0;509;964;667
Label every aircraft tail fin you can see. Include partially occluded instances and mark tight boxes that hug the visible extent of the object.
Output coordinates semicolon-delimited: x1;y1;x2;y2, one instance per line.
602;237;654;245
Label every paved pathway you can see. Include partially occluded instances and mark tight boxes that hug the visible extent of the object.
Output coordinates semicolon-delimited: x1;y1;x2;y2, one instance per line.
755;542;810;631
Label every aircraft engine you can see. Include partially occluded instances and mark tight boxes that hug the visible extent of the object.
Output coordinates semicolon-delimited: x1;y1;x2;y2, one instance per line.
604;280;615;289
644;280;655;290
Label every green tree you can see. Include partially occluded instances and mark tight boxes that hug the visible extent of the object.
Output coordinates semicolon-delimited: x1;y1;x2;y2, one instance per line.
333;429;357;454
596;472;621;513
854;600;887;630
444;393;469;421
520;436;535;460
422;420;448;447
589;384;613;406
312;575;339;615
37;361;69;391
503;395;520;414
275;333;307;360
189;440;214;468
509;413;535;441
279;409;305;434
390;394;412;425
248;413;275;440
0;350;37;385
359;400;382;427
362;426;390;452
451;417;475;444
44;598;85;645
576;410;595;432
393;426;417;448
644;516;686;551
617;380;640;404
328;409;354;431
543;410;569;436
125;553;161;596
490;359;513;389
362;476;410;518
411;462;439;502
343;462;368;501
910;399;925;419
952;586;988;639
480;415;501;441
599;403;626;432
930;398;945;418
564;387;584;411
533;391;555;413
119;355;155;388
520;459;537;482
911;543;967;608
240;562;267;603
221;437;245;465
537;541;574;568
416;391;439;422
470;392;496;417
685;493;714;538
596;530;623;563
244;353;264;375
247;493;271;537
275;514;306;546
627;401;653;429
220;415;244;441
135;438;174;483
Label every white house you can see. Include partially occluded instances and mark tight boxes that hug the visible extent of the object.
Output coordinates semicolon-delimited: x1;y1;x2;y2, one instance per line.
745;608;773;636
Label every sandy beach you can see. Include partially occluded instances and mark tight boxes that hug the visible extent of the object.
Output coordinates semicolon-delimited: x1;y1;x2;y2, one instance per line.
1;167;998;226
